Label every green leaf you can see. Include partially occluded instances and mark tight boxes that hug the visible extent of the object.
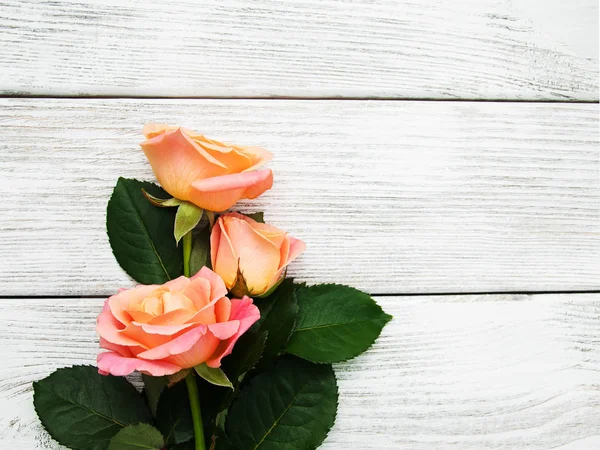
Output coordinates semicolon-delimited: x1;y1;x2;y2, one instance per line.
155;381;194;447
286;284;392;363
174;202;204;244
253;279;298;370
107;178;182;284
170;441;196;450
142;374;167;417
33;365;153;450
244;211;264;223
108;423;165;450
222;331;268;383
189;225;211;276
142;189;183;207
225;356;338;450
195;364;233;389
198;330;268;427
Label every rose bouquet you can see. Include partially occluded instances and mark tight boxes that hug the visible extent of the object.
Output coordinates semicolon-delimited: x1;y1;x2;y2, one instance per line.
33;125;391;450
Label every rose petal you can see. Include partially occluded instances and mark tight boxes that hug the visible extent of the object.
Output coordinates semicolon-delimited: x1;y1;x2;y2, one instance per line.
185;303;216;325
166;332;221;369
143;123;174;139
108;296;132;326
201;143;253;173
99;337;134;358
140;295;164;316
194;267;228;300
228;212;287;247
206;296;260;368
208;320;240;340
163;276;191;292
136;325;208;360
287;236;306;264
97;300;144;347
188;169;273;212
240;169;274;200
97;352;181;377
138;321;198;336
126;309;154;323
183;277;212;310
241;146;273;171
108;284;159;326
162;291;195;313
214;297;232;323
193;136;236;153
147;308;197;326
120;322;174;348
211;220;238;289
140;128;227;200
279;237;291;270
225;217;281;294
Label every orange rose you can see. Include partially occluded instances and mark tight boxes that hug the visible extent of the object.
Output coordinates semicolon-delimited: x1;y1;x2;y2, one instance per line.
140;124;273;212
96;267;260;376
211;213;305;297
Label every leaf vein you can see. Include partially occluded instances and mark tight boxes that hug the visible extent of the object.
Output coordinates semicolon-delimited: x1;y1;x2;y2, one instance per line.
122;185;172;281
253;380;311;450
55;394;126;427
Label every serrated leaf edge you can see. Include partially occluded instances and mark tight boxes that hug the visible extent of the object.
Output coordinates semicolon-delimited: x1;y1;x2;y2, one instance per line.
227;360;339;450
33;365;147;449
288;283;393;364
287;315;391;364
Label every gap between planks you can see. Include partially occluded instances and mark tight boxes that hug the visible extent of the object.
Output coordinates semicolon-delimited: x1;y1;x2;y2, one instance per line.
1;94;599;103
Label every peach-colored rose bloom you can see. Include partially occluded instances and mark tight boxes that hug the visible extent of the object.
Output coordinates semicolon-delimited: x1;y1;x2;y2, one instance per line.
140;124;273;212
96;267;259;377
211;213;306;297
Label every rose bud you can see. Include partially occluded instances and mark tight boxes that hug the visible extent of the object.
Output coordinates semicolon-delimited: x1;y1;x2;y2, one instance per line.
211;212;305;297
140;124;273;212
96;267;259;377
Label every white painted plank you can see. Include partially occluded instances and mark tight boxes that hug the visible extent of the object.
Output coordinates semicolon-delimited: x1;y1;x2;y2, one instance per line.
0;294;597;449
0;99;598;295
0;0;597;100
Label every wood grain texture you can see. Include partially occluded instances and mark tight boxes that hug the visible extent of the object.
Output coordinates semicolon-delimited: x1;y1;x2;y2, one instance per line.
0;99;598;295
0;0;597;100
0;293;597;449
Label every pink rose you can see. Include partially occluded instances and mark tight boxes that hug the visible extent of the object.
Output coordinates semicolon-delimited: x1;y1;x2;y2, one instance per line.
140;124;273;212
96;267;259;376
211;213;306;297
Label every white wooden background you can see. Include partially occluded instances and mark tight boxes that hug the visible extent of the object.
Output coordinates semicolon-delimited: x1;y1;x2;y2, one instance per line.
0;1;598;449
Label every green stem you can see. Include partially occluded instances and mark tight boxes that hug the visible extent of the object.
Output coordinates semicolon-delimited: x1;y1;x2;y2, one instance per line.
185;371;206;450
183;231;193;277
182;232;204;449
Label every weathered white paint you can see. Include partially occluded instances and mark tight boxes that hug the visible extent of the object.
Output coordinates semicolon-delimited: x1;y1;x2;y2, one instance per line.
0;1;597;449
0;99;598;295
0;0;597;100
0;294;597;449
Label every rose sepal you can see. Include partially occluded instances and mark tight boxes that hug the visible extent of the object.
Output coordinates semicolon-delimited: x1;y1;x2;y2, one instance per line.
174;202;204;244
167;369;191;387
142;188;183;207
229;265;250;298
194;363;233;389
